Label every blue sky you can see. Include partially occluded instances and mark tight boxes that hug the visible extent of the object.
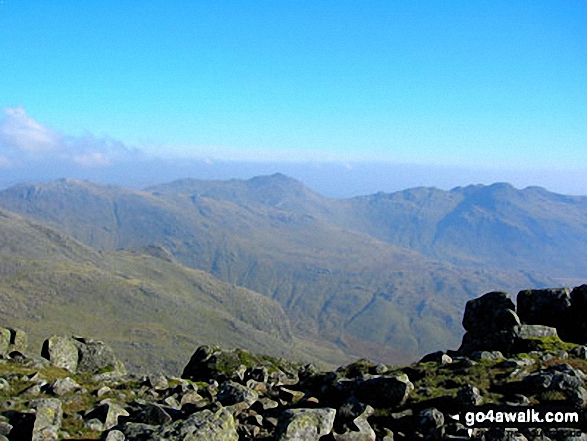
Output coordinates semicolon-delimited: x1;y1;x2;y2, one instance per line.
0;1;586;195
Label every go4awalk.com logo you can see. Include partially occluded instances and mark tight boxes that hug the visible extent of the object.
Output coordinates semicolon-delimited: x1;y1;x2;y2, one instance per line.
451;405;582;429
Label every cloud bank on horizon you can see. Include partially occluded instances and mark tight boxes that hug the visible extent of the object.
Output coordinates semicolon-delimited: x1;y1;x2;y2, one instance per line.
0;107;137;168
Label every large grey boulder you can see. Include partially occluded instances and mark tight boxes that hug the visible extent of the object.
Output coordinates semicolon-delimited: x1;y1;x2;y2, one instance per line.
41;336;79;372
73;337;125;375
517;288;571;328
276;408;336;441
41;336;125;375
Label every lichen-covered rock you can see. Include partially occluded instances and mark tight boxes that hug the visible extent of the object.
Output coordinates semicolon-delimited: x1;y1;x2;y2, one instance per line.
31;398;62;441
48;377;80;396
41;336;78;372
276;408;336;441
158;407;238;441
73;337;125;375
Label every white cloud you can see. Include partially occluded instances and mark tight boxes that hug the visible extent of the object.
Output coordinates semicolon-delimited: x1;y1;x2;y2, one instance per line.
0;107;61;153
0;106;135;167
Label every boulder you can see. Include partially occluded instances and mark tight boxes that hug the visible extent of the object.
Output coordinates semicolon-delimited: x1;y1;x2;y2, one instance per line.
354;374;414;409
276;408;336;441
517;288;571;328
84;400;129;431
217;381;258;407
31;398;62;441
41;336;79;372
0;328;27;357
41;335;125;375
73;337;125;375
462;291;519;333
558;285;587;344
158;408;238;441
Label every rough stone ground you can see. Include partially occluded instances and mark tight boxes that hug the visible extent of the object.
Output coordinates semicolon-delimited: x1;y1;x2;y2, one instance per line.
2;286;587;440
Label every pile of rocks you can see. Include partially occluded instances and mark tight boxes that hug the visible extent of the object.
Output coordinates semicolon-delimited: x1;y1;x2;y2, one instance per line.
458;285;587;356
1;284;587;440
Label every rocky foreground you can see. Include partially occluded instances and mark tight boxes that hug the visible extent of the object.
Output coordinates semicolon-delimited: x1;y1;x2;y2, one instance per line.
2;285;587;440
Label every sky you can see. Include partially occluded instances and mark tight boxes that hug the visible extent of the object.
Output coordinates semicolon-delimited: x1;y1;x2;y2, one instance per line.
0;1;586;196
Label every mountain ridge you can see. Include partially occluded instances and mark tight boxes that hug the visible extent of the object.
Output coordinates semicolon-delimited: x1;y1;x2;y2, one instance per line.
0;174;580;365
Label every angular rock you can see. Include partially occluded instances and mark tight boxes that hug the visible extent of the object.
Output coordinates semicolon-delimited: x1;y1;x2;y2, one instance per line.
73;337;125;375
559;285;587;344
355;374;414;409
0;328;9;357
31;398;62;441
48;377;80;396
41;336;79;372
217;380;258;407
419;407;444;438
516;324;558;340
146;373;168;390
517;288;571;328
276;408;336;441
419;351;452;364
334;398;375;441
456;384;483;406
158;407;238;440
462;291;518;333
84;400;129;431
0;328;27;357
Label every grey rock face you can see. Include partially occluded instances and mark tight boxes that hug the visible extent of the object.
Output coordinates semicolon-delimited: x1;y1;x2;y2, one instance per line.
73;337;125;375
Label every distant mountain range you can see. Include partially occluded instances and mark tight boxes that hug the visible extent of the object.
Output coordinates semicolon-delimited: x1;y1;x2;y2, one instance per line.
0;174;584;370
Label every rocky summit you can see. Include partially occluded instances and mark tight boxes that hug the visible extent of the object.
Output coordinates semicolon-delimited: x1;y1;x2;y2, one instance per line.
2;286;587;440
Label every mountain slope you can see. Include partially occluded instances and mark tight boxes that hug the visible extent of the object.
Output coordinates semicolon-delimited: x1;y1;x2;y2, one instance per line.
0;207;346;373
0;177;559;364
338;183;587;279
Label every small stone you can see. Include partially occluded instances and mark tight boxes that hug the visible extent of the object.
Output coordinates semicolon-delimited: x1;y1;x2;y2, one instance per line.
147;373;168;390
49;377;80;396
